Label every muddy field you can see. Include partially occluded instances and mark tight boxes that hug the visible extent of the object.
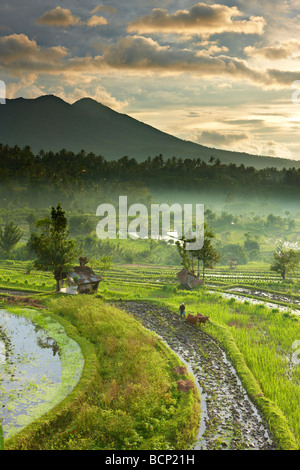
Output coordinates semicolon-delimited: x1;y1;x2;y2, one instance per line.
117;301;276;451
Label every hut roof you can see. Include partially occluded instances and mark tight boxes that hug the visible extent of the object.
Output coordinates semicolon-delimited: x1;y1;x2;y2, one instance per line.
177;268;203;289
68;265;103;285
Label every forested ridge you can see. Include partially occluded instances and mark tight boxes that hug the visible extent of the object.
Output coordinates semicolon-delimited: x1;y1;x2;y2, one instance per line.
1;143;300;208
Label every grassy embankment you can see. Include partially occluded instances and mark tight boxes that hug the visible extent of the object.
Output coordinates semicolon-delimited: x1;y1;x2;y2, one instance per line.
3;295;200;450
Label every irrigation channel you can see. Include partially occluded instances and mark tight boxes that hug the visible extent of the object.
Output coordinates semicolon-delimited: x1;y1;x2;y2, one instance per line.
116;301;276;451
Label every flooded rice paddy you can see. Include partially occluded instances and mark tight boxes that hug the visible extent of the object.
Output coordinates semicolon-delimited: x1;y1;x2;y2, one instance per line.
211;289;300;317
0;308;84;440
226;287;300;307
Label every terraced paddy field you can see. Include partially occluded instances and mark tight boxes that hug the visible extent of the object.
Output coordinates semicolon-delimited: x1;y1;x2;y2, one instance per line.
0;260;299;293
0;259;300;450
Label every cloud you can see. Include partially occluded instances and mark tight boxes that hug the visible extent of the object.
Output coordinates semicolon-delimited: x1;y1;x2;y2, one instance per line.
266;69;300;88
100;35;245;73
0;33;69;73
36;7;81;27
196;130;249;146
37;6;111;28
194;40;229;56
2;33;300;91
54;83;128;112
86;15;108;27
91;5;117;15
223;118;266;127
192;128;295;159
241;140;295;160
244;41;300;60
127;3;266;37
99;35;300;89
6;75;46;100
5;73;128;112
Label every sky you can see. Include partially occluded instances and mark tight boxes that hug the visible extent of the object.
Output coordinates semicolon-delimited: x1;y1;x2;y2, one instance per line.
1;0;300;160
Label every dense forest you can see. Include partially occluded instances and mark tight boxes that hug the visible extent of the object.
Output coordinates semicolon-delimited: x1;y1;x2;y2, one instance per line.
0;141;299;272
1;142;300;213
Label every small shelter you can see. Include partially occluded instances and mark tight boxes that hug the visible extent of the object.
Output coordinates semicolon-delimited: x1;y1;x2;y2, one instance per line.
228;258;238;270
177;268;203;289
62;257;103;294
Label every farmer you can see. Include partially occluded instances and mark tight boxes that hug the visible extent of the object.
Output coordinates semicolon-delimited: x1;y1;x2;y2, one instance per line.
179;303;186;319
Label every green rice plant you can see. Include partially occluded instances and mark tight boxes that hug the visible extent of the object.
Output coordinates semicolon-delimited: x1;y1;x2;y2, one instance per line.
182;295;300;448
98;276;300;449
0;422;4;450
2;259;300;448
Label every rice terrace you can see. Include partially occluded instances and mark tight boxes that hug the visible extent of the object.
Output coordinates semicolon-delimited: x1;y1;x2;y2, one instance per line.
2;0;300;455
0;208;300;451
0;136;300;456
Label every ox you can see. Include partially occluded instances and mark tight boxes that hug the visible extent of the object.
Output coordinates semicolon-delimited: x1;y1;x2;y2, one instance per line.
187;313;210;327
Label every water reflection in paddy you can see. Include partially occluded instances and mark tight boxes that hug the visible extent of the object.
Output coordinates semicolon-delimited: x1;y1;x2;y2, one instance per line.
0;309;84;439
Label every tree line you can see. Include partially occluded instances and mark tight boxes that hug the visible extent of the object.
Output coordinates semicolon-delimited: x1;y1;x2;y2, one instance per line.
1;143;300;196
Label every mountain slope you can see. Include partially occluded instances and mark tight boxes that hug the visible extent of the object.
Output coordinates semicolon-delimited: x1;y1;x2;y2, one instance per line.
0;94;299;169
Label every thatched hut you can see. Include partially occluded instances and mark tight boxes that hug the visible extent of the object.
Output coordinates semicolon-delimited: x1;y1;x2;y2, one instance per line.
177;268;203;289
62;257;103;294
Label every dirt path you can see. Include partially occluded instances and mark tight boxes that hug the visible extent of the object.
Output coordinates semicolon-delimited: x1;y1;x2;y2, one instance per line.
116;301;276;450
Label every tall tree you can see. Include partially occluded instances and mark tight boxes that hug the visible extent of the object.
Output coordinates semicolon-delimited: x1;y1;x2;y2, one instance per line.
191;224;221;281
0;221;23;255
176;224;220;282
175;236;195;273
270;246;300;280
27;203;77;291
